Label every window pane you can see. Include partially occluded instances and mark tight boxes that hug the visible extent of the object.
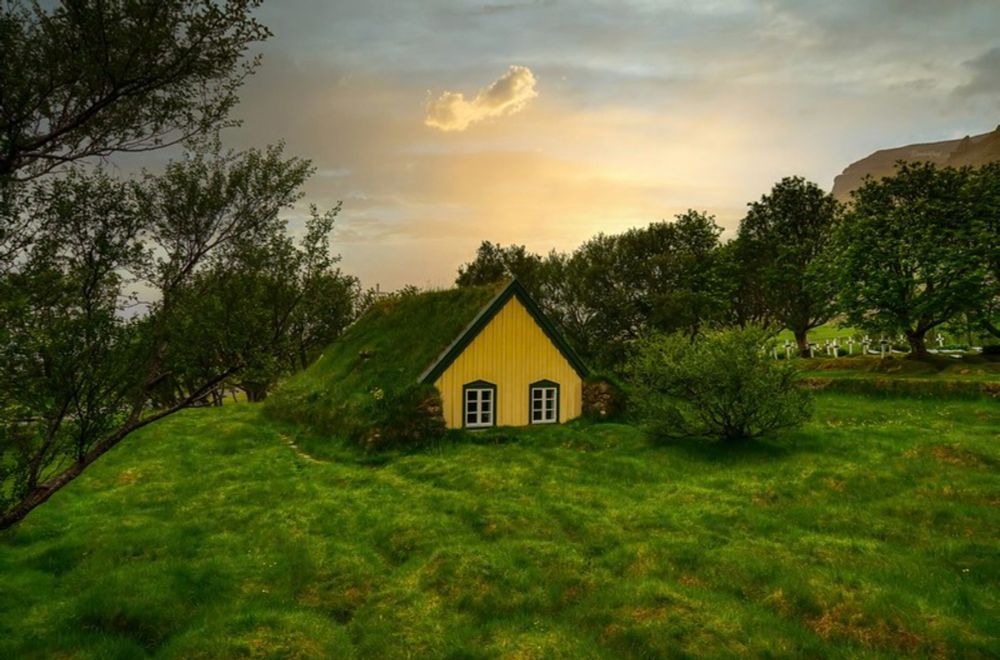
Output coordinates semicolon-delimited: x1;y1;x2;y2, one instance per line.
468;390;478;402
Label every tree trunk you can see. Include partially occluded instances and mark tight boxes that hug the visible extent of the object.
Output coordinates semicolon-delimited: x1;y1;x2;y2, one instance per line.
244;386;268;402
795;330;809;358
983;318;1000;340
906;329;929;357
0;368;237;530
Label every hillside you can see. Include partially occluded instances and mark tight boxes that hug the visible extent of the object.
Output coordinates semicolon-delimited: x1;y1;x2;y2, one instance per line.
832;125;1000;199
1;395;998;657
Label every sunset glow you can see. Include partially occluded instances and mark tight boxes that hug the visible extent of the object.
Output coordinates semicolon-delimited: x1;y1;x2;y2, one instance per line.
225;1;1000;288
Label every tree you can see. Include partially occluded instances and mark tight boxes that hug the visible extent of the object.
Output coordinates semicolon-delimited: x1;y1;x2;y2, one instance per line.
164;205;358;403
715;239;770;328
736;177;839;356
626;326;811;442
0;0;268;181
640;210;727;339
832;163;988;356
968;163;1000;340
0;144;343;529
455;241;544;290
541;212;728;368
541;233;631;366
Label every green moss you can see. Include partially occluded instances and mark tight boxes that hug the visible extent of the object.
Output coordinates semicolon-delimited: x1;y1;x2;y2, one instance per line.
264;284;503;448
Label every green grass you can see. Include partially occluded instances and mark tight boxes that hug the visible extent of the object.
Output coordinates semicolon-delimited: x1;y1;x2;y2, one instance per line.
776;322;991;347
792;355;1000;400
776;324;859;343
1;393;998;658
798;354;1000;380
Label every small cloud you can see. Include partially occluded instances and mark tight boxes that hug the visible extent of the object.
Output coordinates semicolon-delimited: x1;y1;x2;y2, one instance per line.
425;65;538;131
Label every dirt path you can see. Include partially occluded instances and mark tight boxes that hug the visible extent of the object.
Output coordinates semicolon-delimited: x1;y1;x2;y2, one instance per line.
278;433;326;463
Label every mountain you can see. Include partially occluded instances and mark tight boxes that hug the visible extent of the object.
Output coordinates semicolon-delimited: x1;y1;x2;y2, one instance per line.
832;125;1000;200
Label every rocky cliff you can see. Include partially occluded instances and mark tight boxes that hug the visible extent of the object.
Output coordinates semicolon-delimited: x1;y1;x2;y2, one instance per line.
832;125;1000;200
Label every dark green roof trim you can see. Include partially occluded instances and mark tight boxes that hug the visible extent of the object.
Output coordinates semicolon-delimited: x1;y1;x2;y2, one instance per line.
418;279;590;384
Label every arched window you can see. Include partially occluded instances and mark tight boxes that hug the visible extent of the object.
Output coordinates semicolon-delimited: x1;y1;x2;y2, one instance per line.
529;380;559;424
463;380;497;428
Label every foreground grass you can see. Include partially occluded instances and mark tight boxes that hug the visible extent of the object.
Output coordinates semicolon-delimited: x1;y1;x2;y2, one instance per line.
1;394;998;658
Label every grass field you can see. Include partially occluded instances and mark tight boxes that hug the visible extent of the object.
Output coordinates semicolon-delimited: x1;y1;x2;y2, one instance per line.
1;392;998;658
775;323;992;348
776;324;859;343
799;355;1000;380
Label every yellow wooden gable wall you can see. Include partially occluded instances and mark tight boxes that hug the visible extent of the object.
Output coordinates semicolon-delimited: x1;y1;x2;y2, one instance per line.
434;295;583;429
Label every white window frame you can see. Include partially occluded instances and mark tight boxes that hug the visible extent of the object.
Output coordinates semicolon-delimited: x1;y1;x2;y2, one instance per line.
463;382;496;428
530;381;559;424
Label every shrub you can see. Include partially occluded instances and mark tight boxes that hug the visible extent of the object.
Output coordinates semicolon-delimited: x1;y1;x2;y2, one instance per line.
362;385;447;451
626;326;812;442
582;375;627;421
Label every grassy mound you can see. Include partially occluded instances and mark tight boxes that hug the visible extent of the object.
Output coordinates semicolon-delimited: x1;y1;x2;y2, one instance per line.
1;394;998;657
264;284;502;448
795;355;1000;398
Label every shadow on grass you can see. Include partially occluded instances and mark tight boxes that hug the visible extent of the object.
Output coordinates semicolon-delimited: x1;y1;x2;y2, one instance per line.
647;431;794;463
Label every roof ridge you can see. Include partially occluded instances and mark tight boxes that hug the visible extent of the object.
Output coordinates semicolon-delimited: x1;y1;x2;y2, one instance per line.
417;279;588;384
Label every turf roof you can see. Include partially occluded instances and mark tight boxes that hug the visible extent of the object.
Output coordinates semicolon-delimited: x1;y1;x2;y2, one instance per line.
264;282;506;442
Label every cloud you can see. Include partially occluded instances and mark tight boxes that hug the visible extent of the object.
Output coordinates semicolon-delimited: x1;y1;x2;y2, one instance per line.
425;65;538;131
954;46;1000;98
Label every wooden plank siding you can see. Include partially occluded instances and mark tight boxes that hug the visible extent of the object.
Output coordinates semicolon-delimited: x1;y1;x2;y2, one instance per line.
434;295;583;429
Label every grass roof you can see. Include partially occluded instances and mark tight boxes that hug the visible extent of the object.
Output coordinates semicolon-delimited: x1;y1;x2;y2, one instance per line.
264;283;505;446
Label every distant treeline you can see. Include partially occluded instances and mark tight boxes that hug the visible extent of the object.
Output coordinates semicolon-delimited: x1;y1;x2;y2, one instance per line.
454;164;1000;368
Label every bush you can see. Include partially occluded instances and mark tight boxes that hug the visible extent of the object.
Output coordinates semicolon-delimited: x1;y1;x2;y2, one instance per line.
361;385;446;452
626;326;812;442
582;375;627;421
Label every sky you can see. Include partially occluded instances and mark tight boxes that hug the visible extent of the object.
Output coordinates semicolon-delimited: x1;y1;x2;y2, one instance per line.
213;0;1000;290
